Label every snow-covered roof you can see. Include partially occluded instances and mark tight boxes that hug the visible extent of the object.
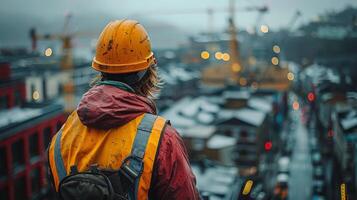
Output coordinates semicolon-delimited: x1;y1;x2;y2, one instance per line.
161;97;197;128
0;107;42;129
197;112;215;124
223;90;250;100
192;164;238;195
303;64;340;85
207;134;237;149
248;97;272;113
162;96;220;128
218;108;266;127
180;126;216;139
341;110;357;130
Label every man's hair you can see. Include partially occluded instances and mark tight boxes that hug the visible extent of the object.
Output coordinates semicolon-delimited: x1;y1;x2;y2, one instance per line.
90;65;162;99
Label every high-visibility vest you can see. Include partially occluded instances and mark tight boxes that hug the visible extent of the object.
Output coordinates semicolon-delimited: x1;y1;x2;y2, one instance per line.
48;111;167;200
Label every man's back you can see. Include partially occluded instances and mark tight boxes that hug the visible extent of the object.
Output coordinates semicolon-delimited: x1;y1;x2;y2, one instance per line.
48;82;200;199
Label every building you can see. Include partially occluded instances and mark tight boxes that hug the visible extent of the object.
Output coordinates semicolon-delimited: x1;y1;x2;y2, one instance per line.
0;63;26;110
0;59;66;200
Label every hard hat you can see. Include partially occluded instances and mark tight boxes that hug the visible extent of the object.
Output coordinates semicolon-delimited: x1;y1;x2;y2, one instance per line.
92;19;155;74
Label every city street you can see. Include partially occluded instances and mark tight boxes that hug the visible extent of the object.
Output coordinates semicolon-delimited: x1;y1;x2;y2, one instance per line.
288;110;312;200
1;1;356;199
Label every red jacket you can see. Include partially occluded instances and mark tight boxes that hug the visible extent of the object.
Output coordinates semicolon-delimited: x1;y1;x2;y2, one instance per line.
76;83;201;199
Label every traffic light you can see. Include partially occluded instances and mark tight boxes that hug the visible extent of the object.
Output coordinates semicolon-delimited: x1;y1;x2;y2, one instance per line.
264;141;272;151
307;92;315;102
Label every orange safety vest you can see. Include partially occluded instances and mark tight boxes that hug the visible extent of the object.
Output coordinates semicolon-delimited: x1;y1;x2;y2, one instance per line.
48;111;167;200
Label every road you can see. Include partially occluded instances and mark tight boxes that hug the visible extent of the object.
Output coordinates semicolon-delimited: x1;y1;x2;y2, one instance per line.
288;110;312;200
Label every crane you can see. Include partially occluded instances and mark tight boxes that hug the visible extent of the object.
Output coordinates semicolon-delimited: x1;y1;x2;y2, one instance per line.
286;11;302;32
135;5;268;39
29;13;74;69
28;13;91;113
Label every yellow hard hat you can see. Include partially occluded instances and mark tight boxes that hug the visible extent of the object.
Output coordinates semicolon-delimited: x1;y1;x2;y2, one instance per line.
92;19;155;74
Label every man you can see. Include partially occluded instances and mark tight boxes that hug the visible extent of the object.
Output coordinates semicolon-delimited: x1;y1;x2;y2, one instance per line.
48;19;200;199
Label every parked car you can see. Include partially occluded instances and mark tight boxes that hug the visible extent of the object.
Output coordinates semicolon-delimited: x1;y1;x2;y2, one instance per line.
273;173;289;200
313;165;324;180
311;152;322;166
278;156;290;174
312;179;325;195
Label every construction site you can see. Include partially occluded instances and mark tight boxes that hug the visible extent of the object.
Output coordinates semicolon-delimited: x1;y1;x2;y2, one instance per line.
1;0;357;199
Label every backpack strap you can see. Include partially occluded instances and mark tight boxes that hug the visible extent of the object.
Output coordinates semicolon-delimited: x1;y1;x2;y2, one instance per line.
119;113;158;200
54;129;67;182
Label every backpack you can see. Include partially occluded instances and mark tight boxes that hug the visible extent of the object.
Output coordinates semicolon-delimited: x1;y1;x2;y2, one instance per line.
52;113;166;200
58;159;141;200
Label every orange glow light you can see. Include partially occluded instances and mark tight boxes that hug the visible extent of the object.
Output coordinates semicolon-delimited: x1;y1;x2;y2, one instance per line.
201;51;210;59
292;101;299;111
215;52;223;60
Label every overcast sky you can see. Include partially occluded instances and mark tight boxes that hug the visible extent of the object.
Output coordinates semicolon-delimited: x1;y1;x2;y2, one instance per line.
1;0;356;32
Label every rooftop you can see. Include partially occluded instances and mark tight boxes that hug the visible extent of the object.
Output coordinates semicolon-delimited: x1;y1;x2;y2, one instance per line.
248;97;273;113
192;163;238;196
341;110;357;131
218;108;266;127
0;102;64;140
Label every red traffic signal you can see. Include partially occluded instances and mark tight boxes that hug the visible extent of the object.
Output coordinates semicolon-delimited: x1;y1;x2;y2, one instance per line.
307;92;315;102
264;141;272;151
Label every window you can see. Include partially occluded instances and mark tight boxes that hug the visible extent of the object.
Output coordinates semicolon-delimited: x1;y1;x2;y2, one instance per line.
30;168;41;195
14;176;26;200
0;146;6;179
29;133;39;160
11;139;25;173
0;95;7;110
43;127;52;149
0;185;9;200
240;130;248;137
14;90;22;106
223;130;232;136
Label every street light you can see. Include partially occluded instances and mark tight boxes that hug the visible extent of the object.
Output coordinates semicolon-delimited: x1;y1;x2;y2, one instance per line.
232;63;241;72
260;25;269;33
201;51;210;59
287;72;294;81
222;53;230;61
239;77;247;86
44;48;53;57
215;52;223;60
273;45;281;53
271;56;279;65
32;91;40;101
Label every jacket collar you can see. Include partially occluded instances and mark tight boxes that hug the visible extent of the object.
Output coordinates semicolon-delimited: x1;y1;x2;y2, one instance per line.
96;80;135;93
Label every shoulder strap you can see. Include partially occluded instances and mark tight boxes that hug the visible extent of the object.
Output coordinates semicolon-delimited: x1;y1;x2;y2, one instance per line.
132;113;158;160
119;113;159;200
54;129;67;182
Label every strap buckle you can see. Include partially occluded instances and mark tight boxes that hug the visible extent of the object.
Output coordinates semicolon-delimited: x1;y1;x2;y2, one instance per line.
119;155;144;183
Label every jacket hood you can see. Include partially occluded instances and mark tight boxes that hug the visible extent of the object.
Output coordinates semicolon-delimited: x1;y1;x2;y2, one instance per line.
77;83;157;129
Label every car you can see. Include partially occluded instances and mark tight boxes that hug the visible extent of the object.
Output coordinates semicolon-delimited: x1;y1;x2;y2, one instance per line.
309;138;320;153
313;166;324;180
278;156;290;174
312;179;325;195
311;152;322;166
312;195;326;200
274;174;289;200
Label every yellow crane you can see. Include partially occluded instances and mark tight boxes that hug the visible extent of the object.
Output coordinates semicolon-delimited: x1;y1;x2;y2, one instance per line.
29;14;93;113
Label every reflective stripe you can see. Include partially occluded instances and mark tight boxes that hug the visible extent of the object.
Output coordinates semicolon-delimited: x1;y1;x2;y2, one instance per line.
129;113;157;200
54;129;67;182
132;113;157;159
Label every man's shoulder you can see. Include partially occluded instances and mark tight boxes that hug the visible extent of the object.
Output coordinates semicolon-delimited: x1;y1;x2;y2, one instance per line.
157;123;186;155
